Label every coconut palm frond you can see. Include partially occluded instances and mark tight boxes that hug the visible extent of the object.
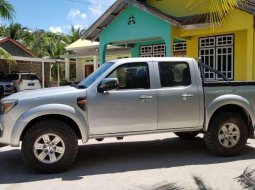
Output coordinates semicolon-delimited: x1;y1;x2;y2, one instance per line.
184;0;246;24
0;0;15;21
236;167;255;189
0;47;16;66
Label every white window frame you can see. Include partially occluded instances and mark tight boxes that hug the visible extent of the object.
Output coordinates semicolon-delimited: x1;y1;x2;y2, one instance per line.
173;42;187;52
199;34;234;81
140;44;166;57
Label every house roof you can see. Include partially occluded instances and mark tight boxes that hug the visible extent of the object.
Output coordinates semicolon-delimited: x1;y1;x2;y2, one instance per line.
0;37;36;58
65;39;99;50
81;0;182;41
82;0;255;41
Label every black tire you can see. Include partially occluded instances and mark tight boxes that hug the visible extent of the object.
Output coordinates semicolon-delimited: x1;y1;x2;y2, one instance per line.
174;132;199;140
21;119;78;173
204;112;248;156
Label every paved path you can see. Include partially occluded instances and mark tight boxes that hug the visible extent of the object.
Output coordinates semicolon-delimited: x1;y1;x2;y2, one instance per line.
0;133;255;190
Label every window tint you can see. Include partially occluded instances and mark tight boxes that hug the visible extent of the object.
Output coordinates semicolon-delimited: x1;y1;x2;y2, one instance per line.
8;74;19;80
159;62;191;87
107;62;150;89
21;74;39;80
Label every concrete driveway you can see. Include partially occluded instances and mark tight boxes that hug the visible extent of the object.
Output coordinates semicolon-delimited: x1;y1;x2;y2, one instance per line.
0;133;255;190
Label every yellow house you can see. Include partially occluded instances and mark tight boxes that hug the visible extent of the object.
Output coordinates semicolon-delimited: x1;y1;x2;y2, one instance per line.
82;0;255;81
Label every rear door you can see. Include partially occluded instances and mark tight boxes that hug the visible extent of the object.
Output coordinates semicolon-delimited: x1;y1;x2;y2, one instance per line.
155;61;201;130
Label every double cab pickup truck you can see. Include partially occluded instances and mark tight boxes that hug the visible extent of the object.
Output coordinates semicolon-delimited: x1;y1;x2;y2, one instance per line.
0;57;254;173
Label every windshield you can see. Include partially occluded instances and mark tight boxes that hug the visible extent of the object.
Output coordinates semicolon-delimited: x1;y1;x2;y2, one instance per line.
21;74;39;80
77;62;114;88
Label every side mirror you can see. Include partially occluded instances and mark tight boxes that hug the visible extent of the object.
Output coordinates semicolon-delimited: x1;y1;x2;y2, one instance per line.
98;78;119;93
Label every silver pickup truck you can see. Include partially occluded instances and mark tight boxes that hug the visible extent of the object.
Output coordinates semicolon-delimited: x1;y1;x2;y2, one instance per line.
0;57;254;173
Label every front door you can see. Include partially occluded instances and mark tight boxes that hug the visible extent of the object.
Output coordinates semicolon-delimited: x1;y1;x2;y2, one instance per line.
88;62;157;135
85;65;94;78
156;61;200;130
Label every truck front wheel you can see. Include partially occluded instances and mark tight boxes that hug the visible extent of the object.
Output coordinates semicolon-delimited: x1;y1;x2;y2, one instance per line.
204;112;248;156
21;119;78;173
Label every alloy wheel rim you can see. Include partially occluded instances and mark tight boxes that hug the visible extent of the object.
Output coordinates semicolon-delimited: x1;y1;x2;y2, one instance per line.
218;123;240;148
33;133;65;164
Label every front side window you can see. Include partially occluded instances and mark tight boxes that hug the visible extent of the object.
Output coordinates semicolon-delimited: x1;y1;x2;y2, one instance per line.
158;62;191;87
21;74;39;80
107;62;150;89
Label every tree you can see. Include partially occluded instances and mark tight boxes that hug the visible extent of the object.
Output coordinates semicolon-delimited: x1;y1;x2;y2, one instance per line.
185;0;246;24
6;23;29;42
0;0;16;69
68;25;83;43
0;0;15;20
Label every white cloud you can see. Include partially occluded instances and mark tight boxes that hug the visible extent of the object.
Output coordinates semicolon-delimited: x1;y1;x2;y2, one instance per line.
68;8;87;20
49;26;63;33
73;24;84;30
88;0;116;16
88;4;104;17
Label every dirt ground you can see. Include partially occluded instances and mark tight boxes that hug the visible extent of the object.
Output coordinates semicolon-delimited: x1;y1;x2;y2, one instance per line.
0;133;254;190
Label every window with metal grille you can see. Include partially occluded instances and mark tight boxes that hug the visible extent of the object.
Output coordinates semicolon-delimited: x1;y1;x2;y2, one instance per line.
173;42;187;52
140;44;166;57
199;35;234;81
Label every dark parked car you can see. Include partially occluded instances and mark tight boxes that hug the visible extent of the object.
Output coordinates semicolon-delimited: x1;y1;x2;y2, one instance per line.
0;72;14;96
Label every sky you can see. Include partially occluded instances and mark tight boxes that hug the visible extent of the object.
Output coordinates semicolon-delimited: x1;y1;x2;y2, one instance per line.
2;0;116;34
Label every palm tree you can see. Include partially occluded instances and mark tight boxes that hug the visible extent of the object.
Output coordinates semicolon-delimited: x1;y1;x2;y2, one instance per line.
185;0;246;24
68;25;83;43
0;0;15;20
0;0;16;69
6;23;29;42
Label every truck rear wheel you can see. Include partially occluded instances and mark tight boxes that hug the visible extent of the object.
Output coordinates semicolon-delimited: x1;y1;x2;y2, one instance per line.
21;119;78;173
174;132;199;140
204;112;248;156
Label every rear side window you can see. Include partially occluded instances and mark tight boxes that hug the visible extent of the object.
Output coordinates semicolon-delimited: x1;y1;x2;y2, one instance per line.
107;62;150;89
21;74;39;80
8;74;19;80
158;62;191;87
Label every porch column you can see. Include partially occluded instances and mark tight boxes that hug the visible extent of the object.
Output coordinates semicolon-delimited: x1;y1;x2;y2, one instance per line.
99;43;107;65
57;62;60;87
65;58;70;81
93;55;98;70
42;61;45;88
163;32;172;57
247;28;253;80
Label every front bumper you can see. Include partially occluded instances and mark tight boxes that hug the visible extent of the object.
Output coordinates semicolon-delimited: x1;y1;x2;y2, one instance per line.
0;114;16;145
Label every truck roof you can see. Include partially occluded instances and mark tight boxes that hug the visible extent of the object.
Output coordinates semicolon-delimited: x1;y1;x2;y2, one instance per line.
110;57;196;64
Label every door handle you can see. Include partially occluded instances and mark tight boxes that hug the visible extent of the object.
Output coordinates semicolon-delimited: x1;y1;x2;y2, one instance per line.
140;95;153;100
181;94;193;100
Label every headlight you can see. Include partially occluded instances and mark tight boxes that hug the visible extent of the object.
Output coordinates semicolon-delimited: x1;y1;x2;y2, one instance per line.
0;100;18;114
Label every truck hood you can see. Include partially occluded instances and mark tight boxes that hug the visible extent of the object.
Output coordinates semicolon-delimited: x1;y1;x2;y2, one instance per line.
3;86;84;101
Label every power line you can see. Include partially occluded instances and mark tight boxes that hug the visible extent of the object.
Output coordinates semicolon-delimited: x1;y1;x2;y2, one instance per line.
65;0;111;7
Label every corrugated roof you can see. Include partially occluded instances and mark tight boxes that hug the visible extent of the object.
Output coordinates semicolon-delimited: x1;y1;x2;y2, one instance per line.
82;0;181;41
65;39;99;50
0;37;36;57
